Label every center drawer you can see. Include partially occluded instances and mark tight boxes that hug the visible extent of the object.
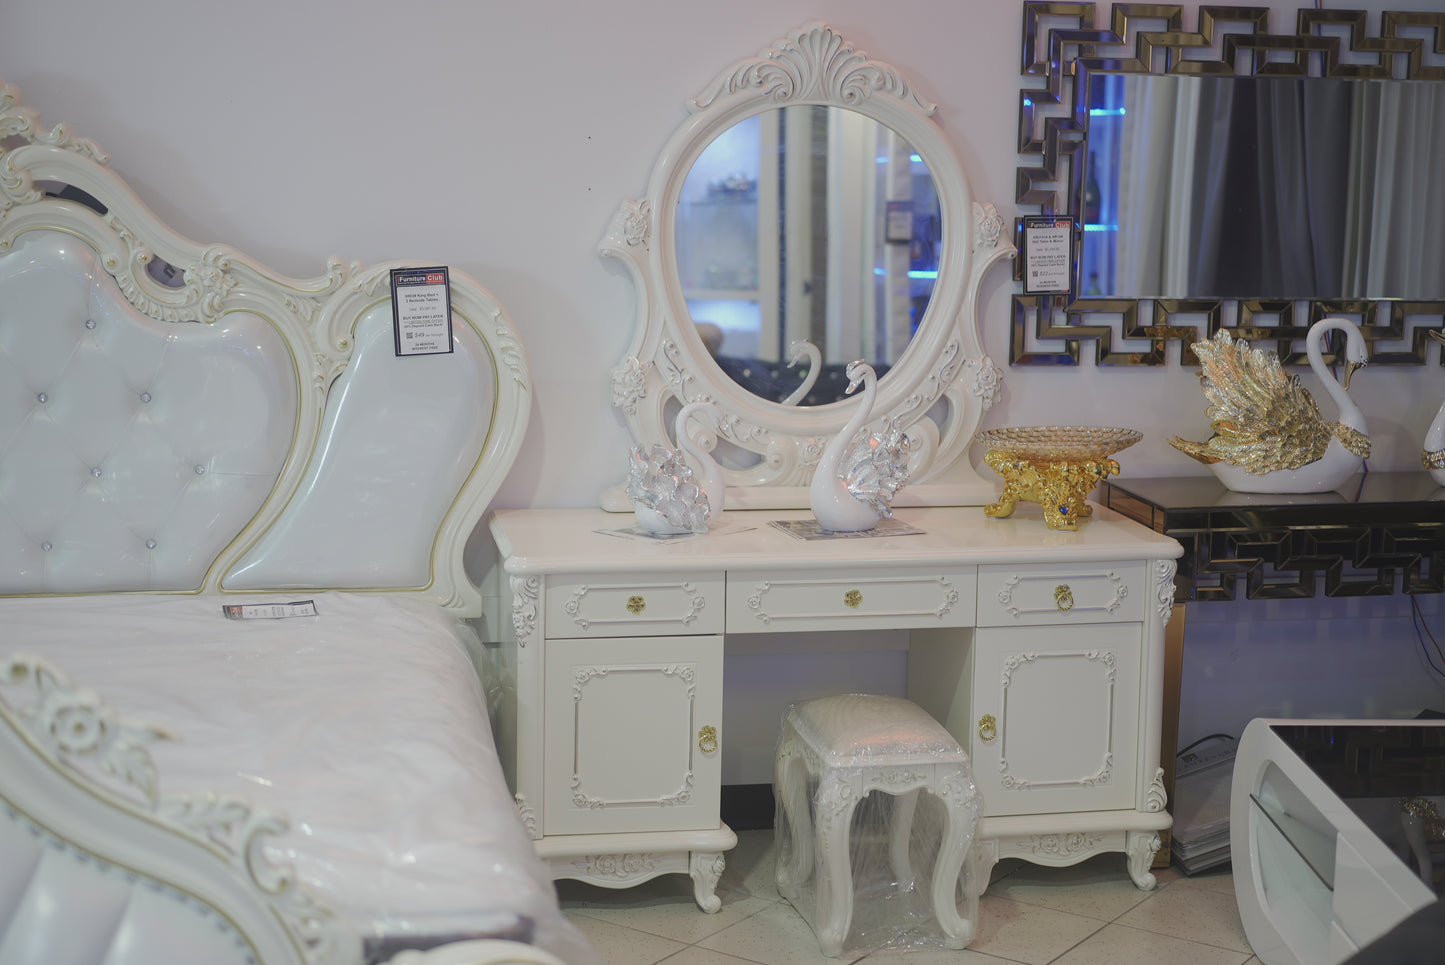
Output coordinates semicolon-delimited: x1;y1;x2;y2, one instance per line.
726;566;976;633
545;572;725;638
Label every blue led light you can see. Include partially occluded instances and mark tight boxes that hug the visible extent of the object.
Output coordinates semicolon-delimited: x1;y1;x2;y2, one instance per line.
873;269;940;280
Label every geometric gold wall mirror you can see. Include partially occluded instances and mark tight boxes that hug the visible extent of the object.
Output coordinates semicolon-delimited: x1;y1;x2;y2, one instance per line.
601;22;1015;509
1014;2;1445;367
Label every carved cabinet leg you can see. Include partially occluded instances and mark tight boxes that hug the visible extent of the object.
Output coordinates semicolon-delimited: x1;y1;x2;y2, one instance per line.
1125;830;1161;890
690;851;726;913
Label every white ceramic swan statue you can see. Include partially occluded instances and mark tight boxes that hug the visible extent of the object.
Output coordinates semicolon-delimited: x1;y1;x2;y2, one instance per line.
1170;317;1370;494
780;340;821;406
809;360;911;533
627;402;725;535
1422;330;1445;487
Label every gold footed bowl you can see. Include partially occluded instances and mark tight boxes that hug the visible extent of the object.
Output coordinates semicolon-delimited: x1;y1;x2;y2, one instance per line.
976;426;1143;531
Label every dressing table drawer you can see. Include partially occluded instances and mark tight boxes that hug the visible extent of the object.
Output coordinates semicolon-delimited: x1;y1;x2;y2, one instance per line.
976;562;1145;627
726;566;975;632
545;573;724;638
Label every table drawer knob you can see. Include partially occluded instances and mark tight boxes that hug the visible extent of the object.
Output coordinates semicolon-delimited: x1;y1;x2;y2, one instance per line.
626;594;646;615
978;714;998;743
1053;584;1074;611
843;589;862;609
698;725;719;754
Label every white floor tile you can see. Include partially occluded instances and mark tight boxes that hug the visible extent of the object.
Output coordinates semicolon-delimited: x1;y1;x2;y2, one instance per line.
968;895;1108;965
661;947;782;965
1049;923;1253;965
564;915;689;965
696;901;869;965
556;830;1259;965
1115;878;1253;953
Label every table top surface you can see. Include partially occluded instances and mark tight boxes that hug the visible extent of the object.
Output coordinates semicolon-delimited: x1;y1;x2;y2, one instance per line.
1270;720;1445;802
1104;472;1445;515
489;504;1182;575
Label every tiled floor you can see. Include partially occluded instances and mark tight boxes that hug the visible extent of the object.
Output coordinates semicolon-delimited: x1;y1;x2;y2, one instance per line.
558;831;1259;964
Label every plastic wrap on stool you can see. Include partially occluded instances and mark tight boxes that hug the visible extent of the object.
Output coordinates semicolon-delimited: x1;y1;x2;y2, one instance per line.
773;694;980;956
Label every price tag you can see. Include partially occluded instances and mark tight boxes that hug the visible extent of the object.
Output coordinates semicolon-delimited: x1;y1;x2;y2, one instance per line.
1023;217;1075;295
391;267;454;357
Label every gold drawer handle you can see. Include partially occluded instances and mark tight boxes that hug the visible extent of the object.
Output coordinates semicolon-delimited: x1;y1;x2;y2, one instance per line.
978;714;997;743
1053;584;1074;611
698;725;718;754
626;594;646;615
844;589;862;609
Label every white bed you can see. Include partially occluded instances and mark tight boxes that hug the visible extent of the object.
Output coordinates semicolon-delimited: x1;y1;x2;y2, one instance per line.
0;79;595;965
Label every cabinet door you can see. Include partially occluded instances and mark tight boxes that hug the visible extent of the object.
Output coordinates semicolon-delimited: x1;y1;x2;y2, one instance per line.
543;635;723;835
972;624;1141;816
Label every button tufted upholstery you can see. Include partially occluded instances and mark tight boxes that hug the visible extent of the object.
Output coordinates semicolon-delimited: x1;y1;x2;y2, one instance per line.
0;231;296;593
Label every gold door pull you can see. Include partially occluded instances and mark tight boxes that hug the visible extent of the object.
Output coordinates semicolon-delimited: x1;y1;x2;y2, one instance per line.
626;594;646;615
1053;584;1074;611
843;589;862;609
978;714;998;743
698;725;719;754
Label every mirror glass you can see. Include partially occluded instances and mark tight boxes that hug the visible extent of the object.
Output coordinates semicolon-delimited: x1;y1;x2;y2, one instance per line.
1082;73;1445;300
675;105;941;406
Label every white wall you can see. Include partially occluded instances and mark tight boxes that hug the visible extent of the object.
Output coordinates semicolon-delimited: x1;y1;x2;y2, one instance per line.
7;0;1445;779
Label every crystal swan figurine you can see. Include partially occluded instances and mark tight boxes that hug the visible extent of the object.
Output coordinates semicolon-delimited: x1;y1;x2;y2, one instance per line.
1169;317;1369;494
808;360;911;532
627;402;725;535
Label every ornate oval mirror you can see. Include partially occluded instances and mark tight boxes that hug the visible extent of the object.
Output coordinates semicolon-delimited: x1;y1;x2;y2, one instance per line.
601;22;1014;509
676;105;942;406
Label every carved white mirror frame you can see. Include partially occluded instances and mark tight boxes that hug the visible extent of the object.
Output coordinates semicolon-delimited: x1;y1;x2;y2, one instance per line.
599;22;1015;511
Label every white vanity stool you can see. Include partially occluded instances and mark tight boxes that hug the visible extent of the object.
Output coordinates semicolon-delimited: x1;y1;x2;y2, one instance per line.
773;694;980;956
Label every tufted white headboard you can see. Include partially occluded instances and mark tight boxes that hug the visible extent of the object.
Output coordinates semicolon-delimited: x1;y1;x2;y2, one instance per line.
0;80;530;615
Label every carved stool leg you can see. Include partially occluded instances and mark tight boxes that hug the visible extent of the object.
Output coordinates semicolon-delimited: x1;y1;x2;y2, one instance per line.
773;744;813;899
812;774;859;958
964;837;998;901
888;787;921;891
930;787;978;949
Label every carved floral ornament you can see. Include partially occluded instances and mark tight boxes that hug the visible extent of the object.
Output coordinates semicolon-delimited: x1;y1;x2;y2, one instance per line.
0;655;350;964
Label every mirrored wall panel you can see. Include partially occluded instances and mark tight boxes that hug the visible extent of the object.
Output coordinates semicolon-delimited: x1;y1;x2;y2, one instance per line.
1083;74;1445;301
1014;3;1445;366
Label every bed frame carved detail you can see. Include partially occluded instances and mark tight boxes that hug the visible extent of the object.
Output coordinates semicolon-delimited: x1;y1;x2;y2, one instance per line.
1;654;355;964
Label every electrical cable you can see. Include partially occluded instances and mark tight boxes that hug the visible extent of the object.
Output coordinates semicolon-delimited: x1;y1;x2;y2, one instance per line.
1410;596;1445;679
1177;733;1234;758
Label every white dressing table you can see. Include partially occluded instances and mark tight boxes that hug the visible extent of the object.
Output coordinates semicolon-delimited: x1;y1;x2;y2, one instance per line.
487;504;1181;910
524;20;1184;915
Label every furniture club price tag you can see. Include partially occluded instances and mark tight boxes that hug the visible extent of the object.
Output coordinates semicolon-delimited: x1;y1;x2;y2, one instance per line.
391;266;455;357
1023;217;1075;295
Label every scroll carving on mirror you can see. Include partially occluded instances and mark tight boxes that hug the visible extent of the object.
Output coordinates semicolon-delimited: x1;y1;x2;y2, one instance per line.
1014;3;1445;367
600;22;1014;509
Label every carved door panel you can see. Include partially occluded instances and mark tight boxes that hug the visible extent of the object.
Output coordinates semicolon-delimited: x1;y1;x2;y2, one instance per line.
543;635;723;835
971;623;1141;816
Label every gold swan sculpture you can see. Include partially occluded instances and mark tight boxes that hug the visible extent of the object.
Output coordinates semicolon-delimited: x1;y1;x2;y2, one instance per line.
1170;317;1369;494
